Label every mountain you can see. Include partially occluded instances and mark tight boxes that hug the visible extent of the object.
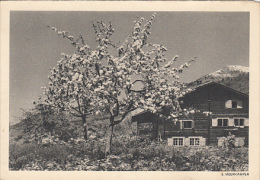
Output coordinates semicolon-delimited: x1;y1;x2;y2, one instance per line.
208;65;249;78
186;65;249;94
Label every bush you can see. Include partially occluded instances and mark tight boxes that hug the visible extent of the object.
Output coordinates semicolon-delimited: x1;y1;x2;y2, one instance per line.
17;109;82;143
9;143;73;170
9;138;248;171
226;132;236;149
10;112;248;171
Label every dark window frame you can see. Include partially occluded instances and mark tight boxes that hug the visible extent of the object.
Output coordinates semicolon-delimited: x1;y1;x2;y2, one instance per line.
190;138;200;146
173;138;184;146
217;118;228;127
226;100;243;109
181;120;193;129
232;101;238;108
234;118;245;126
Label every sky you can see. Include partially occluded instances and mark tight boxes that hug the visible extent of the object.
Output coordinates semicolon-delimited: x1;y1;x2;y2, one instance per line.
10;11;249;124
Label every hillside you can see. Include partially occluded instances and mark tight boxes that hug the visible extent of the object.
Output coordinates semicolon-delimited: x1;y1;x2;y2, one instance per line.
186;65;249;94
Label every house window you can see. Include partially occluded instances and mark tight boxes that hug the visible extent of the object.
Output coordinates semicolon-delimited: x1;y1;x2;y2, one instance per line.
232;101;237;108
173;138;184;146
225;100;242;109
190;138;200;146
234;118;244;126
218;118;228;127
180;120;194;129
184;121;192;129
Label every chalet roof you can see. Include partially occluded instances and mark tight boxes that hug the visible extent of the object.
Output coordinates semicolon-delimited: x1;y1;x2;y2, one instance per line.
131;82;248;118
131;108;146;117
182;81;249;98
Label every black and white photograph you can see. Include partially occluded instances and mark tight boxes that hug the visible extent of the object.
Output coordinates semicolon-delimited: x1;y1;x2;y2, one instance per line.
1;2;259;180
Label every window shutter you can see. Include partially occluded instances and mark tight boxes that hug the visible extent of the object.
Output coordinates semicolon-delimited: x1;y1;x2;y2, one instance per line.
229;118;234;126
235;137;245;147
218;137;226;147
200;137;206;146
225;100;232;108
184;138;189;146
180;121;183;129
237;101;242;108
212;118;218;127
192;121;195;128
244;118;249;126
239;137;245;147
167;138;173;146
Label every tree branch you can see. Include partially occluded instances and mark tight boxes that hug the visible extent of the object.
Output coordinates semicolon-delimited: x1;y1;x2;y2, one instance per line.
107;102;113;118
114;98;119;117
70;106;82;115
111;100;133;126
70;112;82;117
71;97;83;117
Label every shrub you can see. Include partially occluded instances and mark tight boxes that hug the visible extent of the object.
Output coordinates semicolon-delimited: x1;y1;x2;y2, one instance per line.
9;139;248;171
10;113;248;171
226;132;236;149
17;109;81;143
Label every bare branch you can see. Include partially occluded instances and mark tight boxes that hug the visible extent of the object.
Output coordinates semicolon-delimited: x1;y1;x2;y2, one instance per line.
111;100;134;126
69;112;82;117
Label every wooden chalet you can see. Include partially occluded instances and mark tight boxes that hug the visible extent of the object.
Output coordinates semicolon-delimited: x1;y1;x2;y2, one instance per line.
132;82;249;147
131;109;162;139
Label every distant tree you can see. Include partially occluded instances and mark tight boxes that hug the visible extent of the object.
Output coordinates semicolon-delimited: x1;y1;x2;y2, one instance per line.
40;13;195;155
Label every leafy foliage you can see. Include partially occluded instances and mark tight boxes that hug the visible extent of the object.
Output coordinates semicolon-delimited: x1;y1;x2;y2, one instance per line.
10;116;248;171
226;132;236;149
15;109;81;143
10;138;248;171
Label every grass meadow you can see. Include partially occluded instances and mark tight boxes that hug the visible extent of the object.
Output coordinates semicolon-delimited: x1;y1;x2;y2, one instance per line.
9;112;248;171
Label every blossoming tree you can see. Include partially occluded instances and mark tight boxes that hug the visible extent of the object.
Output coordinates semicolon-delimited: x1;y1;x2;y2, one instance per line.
43;13;195;154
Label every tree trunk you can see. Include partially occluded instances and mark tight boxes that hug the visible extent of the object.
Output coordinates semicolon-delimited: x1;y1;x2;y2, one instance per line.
82;115;88;140
105;116;114;156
